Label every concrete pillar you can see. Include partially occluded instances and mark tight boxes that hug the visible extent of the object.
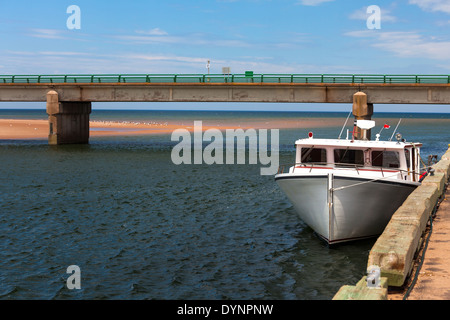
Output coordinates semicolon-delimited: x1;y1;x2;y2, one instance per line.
352;91;374;140
46;90;91;145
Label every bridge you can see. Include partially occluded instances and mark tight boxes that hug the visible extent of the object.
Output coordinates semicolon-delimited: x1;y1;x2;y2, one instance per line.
1;73;449;144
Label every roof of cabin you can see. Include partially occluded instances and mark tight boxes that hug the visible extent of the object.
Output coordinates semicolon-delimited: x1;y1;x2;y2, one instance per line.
294;138;422;150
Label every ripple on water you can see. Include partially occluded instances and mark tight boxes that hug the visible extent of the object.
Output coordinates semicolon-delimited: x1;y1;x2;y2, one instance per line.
0;139;381;299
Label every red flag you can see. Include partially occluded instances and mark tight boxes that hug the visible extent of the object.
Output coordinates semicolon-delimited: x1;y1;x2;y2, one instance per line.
384;124;390;129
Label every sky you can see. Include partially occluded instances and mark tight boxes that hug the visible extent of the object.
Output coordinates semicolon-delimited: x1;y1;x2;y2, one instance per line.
1;0;450;112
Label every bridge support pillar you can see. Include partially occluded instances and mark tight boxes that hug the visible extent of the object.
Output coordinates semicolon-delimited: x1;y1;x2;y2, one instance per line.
352;91;373;140
46;90;91;145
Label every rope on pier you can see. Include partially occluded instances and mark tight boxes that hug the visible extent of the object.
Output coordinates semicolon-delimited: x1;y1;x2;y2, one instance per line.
402;181;447;300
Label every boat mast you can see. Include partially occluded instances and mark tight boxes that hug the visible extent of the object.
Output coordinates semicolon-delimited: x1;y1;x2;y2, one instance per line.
389;119;402;141
338;111;352;139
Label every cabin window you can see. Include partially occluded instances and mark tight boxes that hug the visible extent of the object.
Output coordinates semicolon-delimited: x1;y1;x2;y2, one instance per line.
334;149;364;166
301;148;327;163
371;151;400;168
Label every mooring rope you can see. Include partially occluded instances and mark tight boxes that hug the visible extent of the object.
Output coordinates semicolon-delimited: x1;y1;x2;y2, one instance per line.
402;183;447;300
331;172;402;192
402;213;434;300
331;164;437;192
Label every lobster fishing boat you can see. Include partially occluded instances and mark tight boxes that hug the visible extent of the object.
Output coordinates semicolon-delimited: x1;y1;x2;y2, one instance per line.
275;119;428;244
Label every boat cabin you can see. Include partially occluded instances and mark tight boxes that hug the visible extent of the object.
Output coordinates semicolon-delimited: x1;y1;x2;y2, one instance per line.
294;138;423;182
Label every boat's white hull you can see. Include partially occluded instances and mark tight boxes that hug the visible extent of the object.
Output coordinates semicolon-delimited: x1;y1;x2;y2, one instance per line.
275;173;419;244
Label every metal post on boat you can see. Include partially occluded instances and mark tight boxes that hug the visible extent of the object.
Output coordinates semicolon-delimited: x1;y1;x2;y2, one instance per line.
352;92;374;140
327;173;334;243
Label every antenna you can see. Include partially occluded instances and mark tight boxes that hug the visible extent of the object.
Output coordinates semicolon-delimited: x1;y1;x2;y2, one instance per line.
389;118;402;141
338;110;352;139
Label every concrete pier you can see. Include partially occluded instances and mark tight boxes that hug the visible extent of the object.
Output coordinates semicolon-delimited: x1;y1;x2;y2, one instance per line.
405;186;450;299
46;90;91;145
352;91;374;140
333;146;450;300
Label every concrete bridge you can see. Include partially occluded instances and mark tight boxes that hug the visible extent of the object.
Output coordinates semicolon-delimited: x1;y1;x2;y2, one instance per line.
1;73;449;144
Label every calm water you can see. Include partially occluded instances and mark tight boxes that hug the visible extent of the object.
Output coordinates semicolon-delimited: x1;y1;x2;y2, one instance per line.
1;109;449;300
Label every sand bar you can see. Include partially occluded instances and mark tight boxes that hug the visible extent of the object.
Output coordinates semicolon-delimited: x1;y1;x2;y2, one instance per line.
0;118;345;140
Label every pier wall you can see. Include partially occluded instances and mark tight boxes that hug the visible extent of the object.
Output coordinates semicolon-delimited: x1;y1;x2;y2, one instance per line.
333;146;450;300
46;90;91;145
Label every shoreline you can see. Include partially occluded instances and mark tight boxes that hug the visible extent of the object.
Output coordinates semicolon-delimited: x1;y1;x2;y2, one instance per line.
0;118;345;140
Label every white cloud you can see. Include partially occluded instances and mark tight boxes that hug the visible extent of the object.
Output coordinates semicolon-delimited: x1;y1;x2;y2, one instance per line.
436;63;450;71
409;0;450;14
437;19;450;25
135;28;169;36
114;31;252;48
26;28;92;42
0;50;355;75
115;34;183;44
28;29;67;40
128;54;208;64
39;51;89;56
349;6;397;22
297;0;334;6
116;29;313;50
346;30;450;60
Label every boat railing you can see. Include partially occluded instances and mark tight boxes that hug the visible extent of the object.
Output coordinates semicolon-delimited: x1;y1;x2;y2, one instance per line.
2;73;449;84
277;162;423;180
277;162;364;174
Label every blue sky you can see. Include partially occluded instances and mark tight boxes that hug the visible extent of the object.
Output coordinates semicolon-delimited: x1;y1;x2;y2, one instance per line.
1;0;450;112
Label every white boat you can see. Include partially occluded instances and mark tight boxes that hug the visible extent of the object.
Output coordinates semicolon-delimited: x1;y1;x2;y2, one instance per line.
275;120;425;245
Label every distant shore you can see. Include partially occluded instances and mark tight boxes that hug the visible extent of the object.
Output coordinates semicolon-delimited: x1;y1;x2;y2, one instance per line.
0;118;345;140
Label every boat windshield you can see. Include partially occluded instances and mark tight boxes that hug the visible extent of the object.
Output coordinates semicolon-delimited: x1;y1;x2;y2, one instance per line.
372;150;400;168
334;149;364;166
301;147;326;163
298;146;403;169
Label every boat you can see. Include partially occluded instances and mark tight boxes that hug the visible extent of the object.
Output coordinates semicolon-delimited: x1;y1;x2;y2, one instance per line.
275;119;426;245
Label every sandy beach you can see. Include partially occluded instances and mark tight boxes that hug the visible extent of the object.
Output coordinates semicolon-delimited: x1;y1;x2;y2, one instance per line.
0;118;345;140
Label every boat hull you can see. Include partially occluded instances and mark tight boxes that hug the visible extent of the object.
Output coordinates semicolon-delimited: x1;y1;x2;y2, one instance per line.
275;173;419;244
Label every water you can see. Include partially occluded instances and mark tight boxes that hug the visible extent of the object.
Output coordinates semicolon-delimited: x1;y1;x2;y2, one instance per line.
1;109;449;300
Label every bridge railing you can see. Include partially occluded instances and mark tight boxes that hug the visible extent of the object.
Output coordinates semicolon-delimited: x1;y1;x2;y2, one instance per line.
1;74;450;84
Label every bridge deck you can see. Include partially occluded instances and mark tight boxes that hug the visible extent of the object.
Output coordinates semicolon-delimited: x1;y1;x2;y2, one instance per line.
1;74;450;104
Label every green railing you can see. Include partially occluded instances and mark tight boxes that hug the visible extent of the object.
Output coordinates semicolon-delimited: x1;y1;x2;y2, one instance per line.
1;74;450;84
